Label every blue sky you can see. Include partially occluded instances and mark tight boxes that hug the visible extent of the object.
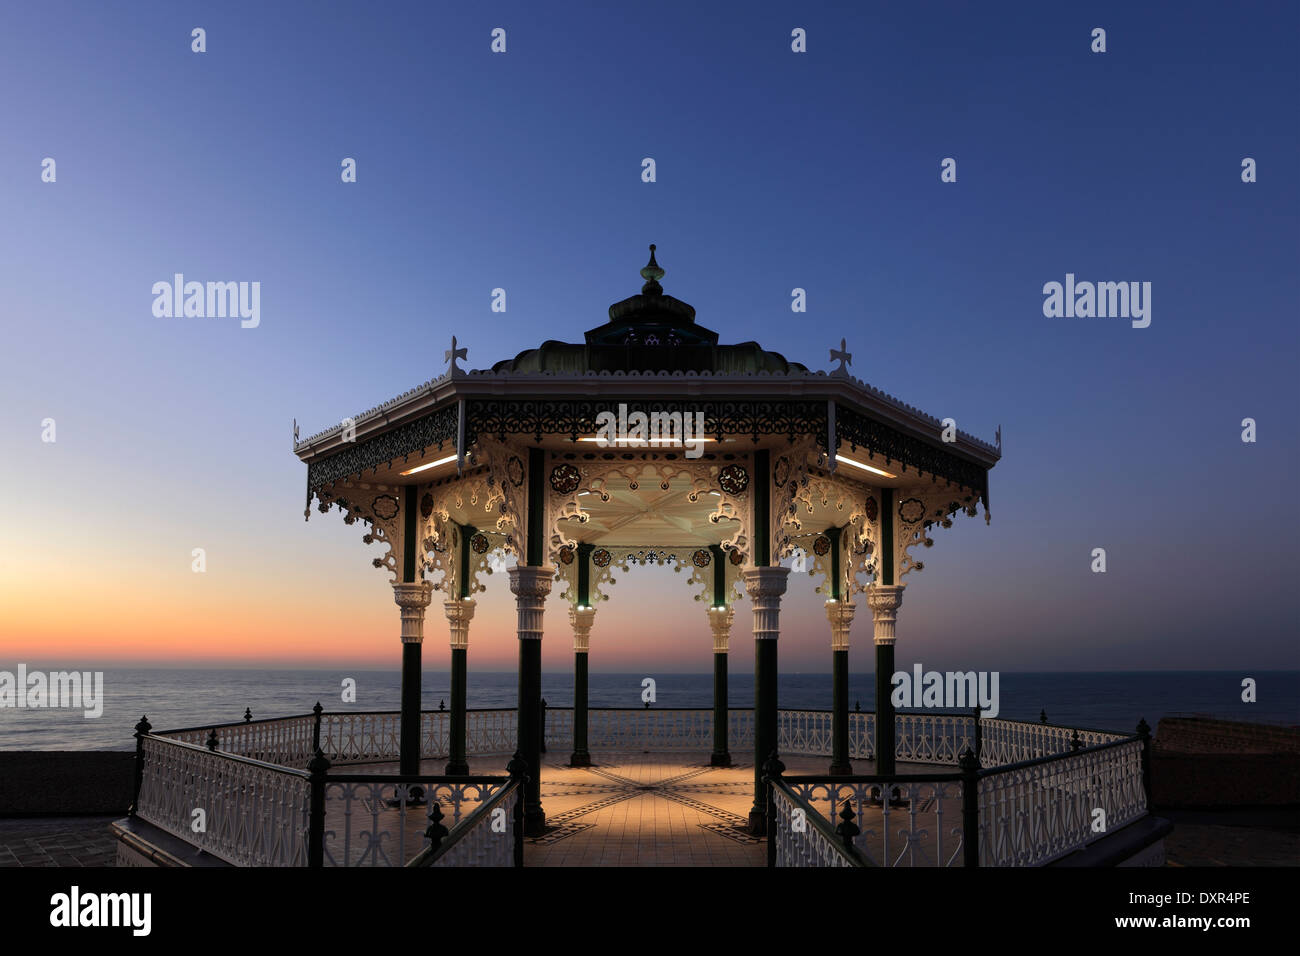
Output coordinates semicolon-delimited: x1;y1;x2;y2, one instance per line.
1;1;1296;674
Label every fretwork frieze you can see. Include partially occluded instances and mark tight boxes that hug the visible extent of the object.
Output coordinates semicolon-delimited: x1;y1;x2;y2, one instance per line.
306;403;458;499
835;404;987;500
303;398;992;522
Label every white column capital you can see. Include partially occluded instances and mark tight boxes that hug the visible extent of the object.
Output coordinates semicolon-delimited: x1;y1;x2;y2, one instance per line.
569;604;596;653
743;566;790;640
707;605;735;653
508;565;554;640
866;584;905;646
825;599;857;651
393;581;433;644
444;597;476;650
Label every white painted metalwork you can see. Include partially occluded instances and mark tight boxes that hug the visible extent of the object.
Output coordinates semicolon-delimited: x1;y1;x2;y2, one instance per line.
322;778;505;867
135;736;311;867
426;782;519;867
789;779;965;867
980;719;1126;768
977;739;1146;867
848;711;875;759
771;783;857;867
777;709;834;756
895;713;976;765
143;709;1146;868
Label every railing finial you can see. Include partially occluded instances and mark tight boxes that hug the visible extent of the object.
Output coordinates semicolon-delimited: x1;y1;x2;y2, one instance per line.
425;802;449;852
311;701;324;755
835;800;861;851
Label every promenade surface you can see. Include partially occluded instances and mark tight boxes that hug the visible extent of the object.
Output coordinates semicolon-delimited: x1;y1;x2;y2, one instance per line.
1;752;1295;866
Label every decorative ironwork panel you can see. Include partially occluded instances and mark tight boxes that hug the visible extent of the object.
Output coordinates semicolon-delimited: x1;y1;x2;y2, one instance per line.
160;717;317;769
771;785;858;868
789;779;966;867
428;784;519;868
980;720;1127;768
463;709;518;755
895;713;976;765
322;779;505;867
977;740;1146;866
135;737;311;867
777;710;834;756
307;403;459;495
320;712;404;762
836;403;988;499
849;711;876;760
465;398;829;447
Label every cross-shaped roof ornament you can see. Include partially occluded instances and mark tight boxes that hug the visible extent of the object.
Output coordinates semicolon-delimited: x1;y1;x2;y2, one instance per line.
830;338;852;374
445;335;467;373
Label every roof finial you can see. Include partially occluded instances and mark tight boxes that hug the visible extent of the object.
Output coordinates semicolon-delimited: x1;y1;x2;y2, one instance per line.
444;335;467;374
830;338;853;374
640;243;664;295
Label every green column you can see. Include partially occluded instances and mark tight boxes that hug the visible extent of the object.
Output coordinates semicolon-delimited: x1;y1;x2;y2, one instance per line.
709;544;731;767
571;650;590;766
446;524;474;776
517;628;543;833
747;451;788;836
570;543;593;767
399;485;422;777
876;488;896;777
446;646;469;775
711;651;730;766
827;526;851;775
513;447;550;836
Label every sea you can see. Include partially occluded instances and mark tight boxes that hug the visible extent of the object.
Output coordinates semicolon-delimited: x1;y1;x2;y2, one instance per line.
0;669;1295;751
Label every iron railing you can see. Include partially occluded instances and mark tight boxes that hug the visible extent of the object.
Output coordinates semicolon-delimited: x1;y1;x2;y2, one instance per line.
139;706;1152;868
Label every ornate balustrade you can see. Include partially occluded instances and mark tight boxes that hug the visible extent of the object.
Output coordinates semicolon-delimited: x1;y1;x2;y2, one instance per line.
140;707;1150;868
977;737;1146;866
980;719;1127;768
416;779;522;867
785;775;967;867
159;714;318;766
160;708;1129;769
769;779;861;867
848;711;876;759
777;709;834;756
135;735;311;867
895;712;976;765
320;774;509;867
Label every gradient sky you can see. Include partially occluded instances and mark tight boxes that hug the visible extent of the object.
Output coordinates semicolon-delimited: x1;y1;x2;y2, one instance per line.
1;1;1296;675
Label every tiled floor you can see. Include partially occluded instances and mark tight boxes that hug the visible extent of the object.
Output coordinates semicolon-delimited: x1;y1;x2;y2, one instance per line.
452;750;863;867
324;750;943;867
0;816;119;867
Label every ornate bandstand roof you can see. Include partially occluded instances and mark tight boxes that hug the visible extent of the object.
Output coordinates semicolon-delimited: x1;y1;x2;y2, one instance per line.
293;246;1001;514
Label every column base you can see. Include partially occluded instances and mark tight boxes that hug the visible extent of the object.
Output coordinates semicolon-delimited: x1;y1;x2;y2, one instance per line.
524;808;547;838
444;759;469;776
828;761;853;776
710;752;732;768
569;751;591;767
748;808;766;836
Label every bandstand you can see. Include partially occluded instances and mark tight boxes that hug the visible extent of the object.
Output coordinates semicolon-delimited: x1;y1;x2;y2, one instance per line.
293;245;999;836
111;247;1168;868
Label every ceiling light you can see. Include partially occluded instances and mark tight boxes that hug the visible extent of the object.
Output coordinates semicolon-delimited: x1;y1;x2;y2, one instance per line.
835;455;896;479
400;453;457;476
